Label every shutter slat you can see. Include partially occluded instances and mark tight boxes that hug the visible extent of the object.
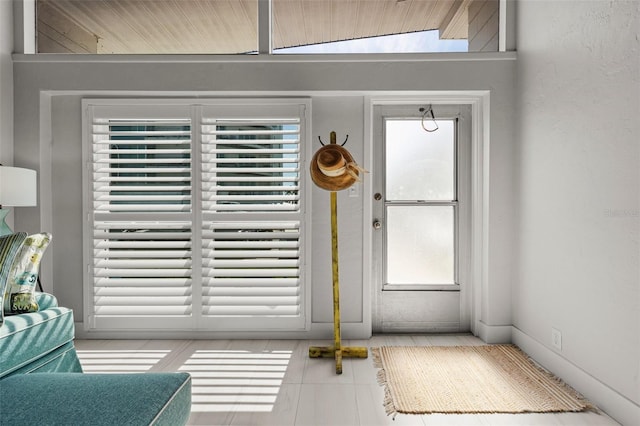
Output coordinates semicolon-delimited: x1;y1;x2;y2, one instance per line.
206;259;299;268
202;204;298;212
93;139;191;145
202;306;299;316
202;250;298;259
206;195;299;202
94;277;191;286
96;158;191;164
203;157;298;164
94;118;191;125
96;176;189;182
204;288;298;297
96;185;191;192
93;130;190;136
206;185;299;192
203;278;299;287
205;268;298;278
94;230;191;239
95;250;191;258
205;176;297;183
203;129;298;136
96;196;191;203
202;296;299;306
201;118;299;125
95;205;191;212
200;139;299;145
95;306;192;315
96;287;192;297
94;167;191;174
201;231;299;240
203;221;298;230
95;268;191;277
95;149;190;155
94;222;190;229
95;259;192;268
202;167;299;174
95;296;192;305
204;241;298;249
205;148;299;155
95;241;191;249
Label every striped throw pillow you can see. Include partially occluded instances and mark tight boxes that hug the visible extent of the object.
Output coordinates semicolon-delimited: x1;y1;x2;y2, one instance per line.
0;232;28;327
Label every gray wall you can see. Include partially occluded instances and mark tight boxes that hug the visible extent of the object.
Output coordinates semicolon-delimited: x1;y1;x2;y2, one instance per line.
12;56;516;338
514;0;639;417
1;1;13;164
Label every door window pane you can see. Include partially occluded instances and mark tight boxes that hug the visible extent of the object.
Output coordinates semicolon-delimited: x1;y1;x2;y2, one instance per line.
386;206;454;285
385;119;455;201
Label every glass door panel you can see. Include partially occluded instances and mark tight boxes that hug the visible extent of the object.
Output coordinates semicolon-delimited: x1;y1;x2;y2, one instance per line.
385;120;455;201
384;118;457;289
386;205;454;285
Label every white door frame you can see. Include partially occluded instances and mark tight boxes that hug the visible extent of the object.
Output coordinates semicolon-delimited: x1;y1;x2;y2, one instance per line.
363;92;489;337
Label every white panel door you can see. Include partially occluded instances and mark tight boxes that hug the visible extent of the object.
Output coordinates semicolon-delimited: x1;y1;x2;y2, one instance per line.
372;104;471;333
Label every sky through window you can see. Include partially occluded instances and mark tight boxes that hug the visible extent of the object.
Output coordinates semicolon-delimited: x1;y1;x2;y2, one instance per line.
274;30;468;54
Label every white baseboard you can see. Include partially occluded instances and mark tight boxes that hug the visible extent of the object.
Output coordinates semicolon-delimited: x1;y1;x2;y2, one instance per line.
475;320;512;343
512;327;640;426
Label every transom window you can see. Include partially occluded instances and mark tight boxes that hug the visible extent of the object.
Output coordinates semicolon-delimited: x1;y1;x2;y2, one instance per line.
36;0;499;54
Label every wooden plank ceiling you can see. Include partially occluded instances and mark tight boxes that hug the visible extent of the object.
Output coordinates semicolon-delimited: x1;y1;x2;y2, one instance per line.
37;0;469;54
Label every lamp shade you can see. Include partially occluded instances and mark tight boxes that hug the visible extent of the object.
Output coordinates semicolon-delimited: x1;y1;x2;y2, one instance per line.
0;166;37;207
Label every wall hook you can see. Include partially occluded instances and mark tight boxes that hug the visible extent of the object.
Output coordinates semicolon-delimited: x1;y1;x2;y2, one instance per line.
318;134;349;146
419;106;439;133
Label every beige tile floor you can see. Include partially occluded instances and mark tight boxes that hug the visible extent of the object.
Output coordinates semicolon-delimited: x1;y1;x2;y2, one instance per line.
74;335;619;426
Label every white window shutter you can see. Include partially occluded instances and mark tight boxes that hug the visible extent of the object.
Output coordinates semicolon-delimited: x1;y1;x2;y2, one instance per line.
200;109;306;329
92;221;193;316
201;117;301;212
202;221;301;316
84;100;309;332
88;110;194;329
92;118;192;213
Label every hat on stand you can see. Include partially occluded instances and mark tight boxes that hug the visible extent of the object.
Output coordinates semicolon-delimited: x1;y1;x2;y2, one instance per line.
310;143;363;191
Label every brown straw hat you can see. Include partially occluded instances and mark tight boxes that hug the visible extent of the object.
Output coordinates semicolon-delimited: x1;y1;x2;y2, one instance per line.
310;144;362;191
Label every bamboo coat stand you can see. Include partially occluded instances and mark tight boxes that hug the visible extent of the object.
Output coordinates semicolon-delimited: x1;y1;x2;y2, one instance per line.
309;133;368;374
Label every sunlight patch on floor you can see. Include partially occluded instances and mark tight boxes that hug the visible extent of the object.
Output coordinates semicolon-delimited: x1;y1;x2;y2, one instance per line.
76;349;171;373
179;349;292;413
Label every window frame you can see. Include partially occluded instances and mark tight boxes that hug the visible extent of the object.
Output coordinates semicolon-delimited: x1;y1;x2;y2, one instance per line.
82;98;312;333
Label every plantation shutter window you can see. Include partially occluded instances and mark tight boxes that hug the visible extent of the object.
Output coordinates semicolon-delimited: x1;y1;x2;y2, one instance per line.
83;100;310;332
87;105;194;330
199;104;306;330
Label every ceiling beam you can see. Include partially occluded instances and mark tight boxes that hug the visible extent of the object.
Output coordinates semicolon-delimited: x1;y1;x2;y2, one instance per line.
440;0;471;40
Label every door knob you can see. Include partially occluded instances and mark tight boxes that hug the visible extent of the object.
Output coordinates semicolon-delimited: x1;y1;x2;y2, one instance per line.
373;220;382;230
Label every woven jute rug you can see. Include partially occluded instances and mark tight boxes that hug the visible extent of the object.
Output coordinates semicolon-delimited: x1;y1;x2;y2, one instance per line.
372;344;593;416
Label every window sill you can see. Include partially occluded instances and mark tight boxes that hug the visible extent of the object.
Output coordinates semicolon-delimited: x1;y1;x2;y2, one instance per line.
12;51;517;64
